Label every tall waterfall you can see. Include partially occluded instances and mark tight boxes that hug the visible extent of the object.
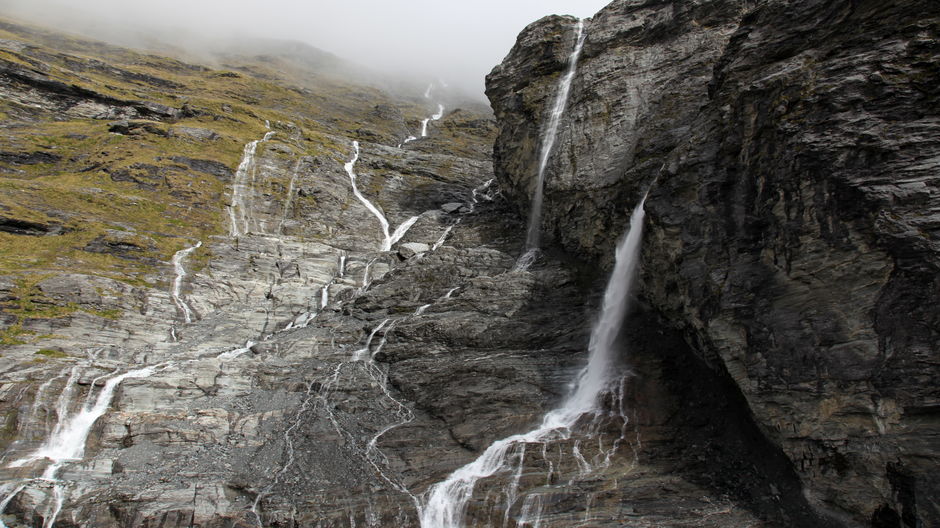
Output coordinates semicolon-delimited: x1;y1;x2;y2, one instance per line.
516;20;586;270
229;130;275;237
419;196;647;528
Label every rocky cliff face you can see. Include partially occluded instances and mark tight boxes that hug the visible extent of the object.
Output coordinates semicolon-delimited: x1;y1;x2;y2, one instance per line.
0;15;800;528
2;0;936;525
488;0;939;526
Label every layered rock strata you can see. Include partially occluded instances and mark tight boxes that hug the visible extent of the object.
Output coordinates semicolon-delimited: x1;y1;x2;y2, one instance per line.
487;0;940;526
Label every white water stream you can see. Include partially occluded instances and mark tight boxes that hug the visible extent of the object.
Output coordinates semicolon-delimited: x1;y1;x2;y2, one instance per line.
0;483;26;528
344;141;420;251
419;195;647;528
400;82;445;146
3;365;159;528
420;104;445;138
10;367;157;468
171;241;202;324
229;130;275;237
516;20;586;270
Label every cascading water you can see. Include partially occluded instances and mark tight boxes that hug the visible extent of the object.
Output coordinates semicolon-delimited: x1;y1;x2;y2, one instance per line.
419;195;647;528
229;130;275;237
170;241;202;323
432;224;453;251
217;339;256;360
420;104;445;138
344;141;420;251
515;20;586;271
401;82;445;146
3;365;159;528
10;367;158;468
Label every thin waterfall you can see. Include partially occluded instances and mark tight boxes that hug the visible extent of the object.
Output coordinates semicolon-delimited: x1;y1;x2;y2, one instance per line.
402;82;445;146
229;130;275;237
420;104;445;137
344;141;420;251
345;141;392;248
419;195;647;528
170;241;202;323
516;20;586;270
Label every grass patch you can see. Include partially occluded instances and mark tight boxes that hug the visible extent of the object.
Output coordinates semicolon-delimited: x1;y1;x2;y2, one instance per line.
35;348;68;358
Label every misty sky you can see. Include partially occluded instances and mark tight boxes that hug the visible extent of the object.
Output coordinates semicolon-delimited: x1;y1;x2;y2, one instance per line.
1;0;611;98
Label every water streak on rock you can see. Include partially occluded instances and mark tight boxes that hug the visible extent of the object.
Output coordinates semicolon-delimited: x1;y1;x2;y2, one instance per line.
517;19;586;268
419;195;646;528
229;130;275;237
170;241;202;323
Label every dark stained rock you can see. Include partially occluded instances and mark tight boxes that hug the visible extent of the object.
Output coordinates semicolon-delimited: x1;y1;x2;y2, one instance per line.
83;229;156;257
162;156;234;180
0;215;64;236
105;163;170;189
107;120;168;136
0;151;62;165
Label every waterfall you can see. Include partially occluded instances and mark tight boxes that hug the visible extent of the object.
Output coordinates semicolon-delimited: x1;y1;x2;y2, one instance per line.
229;130;275;237
420;104;445;138
343;141;420;251
3;366;158;527
10;367;157;468
516;20;586;270
217;340;256;360
402;82;445;146
320;281;332;309
419;196;647;528
170;241;202;323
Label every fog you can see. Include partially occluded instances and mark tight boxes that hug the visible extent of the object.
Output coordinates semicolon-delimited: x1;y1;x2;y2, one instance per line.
0;0;611;99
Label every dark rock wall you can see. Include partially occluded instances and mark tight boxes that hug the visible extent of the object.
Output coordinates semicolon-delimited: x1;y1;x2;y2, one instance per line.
487;0;756;265
487;0;940;526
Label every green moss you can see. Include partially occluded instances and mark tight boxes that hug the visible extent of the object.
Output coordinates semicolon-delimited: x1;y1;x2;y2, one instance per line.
0;323;34;346
4;275;74;318
35;348;68;358
84;308;121;320
0;407;19;451
0;13;493;316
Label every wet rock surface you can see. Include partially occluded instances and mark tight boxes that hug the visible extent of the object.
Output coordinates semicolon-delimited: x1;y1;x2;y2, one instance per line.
488;0;940;526
2;0;936;526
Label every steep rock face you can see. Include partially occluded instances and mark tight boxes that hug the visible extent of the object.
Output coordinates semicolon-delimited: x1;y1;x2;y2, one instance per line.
0;14;830;528
488;0;939;526
487;0;755;264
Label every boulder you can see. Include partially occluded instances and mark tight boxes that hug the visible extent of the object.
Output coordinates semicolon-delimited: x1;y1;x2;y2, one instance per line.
397;242;430;259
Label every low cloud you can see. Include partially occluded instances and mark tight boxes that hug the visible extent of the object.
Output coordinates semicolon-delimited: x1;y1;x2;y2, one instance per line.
0;0;610;99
